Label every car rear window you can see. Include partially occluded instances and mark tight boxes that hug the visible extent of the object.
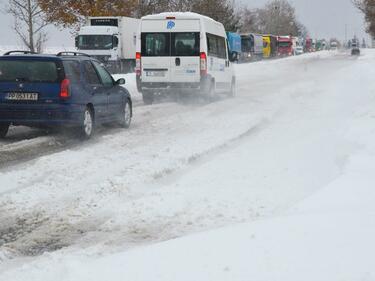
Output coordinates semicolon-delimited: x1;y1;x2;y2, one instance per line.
62;61;81;83
0;60;60;83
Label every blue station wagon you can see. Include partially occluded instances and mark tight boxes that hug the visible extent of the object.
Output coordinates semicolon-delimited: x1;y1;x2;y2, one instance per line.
0;51;132;139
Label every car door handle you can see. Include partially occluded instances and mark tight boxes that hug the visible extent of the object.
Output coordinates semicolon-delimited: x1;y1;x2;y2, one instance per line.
175;58;181;66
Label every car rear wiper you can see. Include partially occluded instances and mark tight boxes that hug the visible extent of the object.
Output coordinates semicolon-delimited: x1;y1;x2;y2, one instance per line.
15;77;30;82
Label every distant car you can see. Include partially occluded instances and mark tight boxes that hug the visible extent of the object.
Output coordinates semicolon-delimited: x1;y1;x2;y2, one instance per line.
294;46;304;55
350;39;360;56
351;48;360;56
0;51;132;139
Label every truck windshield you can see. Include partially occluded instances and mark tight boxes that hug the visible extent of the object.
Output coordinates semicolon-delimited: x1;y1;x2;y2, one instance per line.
278;42;291;47
0;60;60;83
77;35;113;50
241;37;253;52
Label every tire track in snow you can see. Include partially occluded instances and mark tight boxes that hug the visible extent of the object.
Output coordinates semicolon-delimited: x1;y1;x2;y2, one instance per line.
0;113;268;259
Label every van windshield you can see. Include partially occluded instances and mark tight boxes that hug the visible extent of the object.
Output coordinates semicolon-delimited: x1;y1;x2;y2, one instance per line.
0;60;60;83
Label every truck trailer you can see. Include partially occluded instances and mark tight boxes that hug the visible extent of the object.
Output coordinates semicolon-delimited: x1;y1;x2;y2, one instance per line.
75;17;140;73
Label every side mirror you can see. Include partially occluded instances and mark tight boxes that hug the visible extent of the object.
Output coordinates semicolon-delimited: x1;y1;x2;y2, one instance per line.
75;37;79;48
228;51;238;62
116;78;125;85
113;36;119;48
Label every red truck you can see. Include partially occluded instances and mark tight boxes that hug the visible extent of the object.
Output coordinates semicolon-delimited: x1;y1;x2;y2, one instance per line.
305;38;313;52
277;36;293;57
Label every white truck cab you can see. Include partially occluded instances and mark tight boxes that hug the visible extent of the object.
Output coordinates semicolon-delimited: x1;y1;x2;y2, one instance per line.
76;17;140;73
136;12;237;104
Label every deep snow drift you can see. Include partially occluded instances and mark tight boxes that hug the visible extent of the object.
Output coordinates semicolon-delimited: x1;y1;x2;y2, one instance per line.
1;50;375;280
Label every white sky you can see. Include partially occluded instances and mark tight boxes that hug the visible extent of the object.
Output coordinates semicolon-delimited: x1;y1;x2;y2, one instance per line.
0;0;370;48
241;0;369;41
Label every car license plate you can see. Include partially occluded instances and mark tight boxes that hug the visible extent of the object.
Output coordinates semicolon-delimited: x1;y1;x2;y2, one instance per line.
6;92;38;101
146;71;165;77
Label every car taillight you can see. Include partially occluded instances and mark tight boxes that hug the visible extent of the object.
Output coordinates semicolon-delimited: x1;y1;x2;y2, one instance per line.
200;52;207;76
60;78;70;99
136;52;141;76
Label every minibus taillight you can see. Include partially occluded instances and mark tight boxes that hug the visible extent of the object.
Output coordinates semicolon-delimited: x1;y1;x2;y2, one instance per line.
136;52;141;76
200;52;207;76
60;78;70;99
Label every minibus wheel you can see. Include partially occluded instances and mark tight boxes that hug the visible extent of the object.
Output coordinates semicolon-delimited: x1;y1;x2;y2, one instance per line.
142;91;154;105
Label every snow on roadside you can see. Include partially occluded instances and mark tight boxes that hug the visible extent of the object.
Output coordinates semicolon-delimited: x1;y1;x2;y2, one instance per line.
2;49;375;281
2;50;374;280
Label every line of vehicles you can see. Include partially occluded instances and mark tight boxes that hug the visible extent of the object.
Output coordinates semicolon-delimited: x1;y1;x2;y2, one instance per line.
0;12;344;141
0;12;237;139
74;16;333;71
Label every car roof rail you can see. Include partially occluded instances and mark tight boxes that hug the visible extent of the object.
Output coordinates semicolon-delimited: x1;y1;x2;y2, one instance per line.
3;50;39;55
56;52;91;57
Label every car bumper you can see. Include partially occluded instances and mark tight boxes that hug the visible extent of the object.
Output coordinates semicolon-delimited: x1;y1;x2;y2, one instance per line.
0;103;84;126
139;76;212;94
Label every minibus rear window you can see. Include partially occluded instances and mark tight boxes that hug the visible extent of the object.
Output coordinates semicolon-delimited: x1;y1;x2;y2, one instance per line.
141;33;170;57
171;33;200;57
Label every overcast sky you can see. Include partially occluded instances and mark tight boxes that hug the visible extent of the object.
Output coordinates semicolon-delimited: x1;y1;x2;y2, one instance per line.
243;0;369;41
0;0;370;48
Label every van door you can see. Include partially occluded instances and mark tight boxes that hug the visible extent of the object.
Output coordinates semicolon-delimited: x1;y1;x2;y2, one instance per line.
141;32;171;83
170;32;200;83
207;33;229;92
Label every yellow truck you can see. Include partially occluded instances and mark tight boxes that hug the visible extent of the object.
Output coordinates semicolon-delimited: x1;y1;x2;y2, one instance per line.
263;35;277;58
263;36;271;58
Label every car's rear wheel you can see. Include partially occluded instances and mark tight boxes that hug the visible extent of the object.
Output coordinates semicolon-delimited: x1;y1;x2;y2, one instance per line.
118;99;132;128
0;123;10;138
79;107;94;139
142;91;154;105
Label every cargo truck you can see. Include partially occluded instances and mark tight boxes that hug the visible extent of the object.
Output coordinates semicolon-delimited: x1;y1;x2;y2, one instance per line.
227;32;241;62
305;38;313;52
263;35;277;58
75;17;140;73
277;36;293;56
240;33;263;62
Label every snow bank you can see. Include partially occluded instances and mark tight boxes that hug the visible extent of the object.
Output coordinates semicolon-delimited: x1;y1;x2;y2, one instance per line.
1;49;375;280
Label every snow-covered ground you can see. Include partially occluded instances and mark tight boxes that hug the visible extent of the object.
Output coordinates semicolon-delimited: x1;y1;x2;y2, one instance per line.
1;49;375;280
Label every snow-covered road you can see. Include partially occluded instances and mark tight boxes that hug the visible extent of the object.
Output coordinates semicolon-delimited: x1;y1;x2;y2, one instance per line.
1;50;375;280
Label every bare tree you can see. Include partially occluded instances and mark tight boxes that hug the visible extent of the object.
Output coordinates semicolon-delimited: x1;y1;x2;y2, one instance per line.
238;7;264;33
241;0;302;36
353;0;375;37
6;0;48;52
